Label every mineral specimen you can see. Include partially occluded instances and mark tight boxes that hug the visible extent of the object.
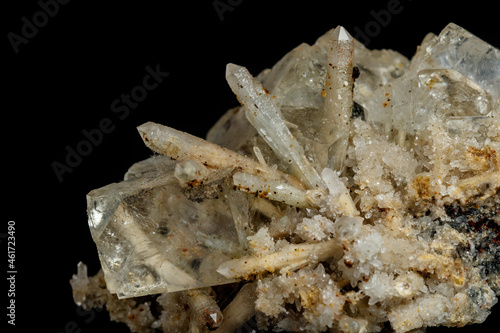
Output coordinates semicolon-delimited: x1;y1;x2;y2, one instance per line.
71;23;500;332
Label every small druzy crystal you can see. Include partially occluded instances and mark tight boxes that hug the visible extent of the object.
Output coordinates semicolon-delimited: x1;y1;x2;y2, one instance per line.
71;23;500;332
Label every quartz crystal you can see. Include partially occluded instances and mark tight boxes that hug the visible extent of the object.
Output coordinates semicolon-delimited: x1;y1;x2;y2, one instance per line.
72;23;500;332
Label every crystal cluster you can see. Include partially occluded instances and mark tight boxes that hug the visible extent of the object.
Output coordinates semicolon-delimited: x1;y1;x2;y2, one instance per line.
71;23;500;332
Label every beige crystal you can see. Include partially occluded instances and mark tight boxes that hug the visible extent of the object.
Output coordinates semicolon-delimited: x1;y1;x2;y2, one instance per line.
74;23;500;333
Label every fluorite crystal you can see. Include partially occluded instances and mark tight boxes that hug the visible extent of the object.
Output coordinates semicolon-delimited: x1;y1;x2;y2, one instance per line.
73;23;500;332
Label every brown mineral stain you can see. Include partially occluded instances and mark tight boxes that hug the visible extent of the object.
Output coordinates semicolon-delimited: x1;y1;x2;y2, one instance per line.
186;179;203;188
465;146;498;171
258;190;270;199
235;184;269;199
235;185;251;192
411;174;432;200
424;76;440;90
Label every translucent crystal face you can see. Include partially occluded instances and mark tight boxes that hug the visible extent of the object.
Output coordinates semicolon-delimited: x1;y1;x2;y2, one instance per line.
83;23;500;332
87;156;240;298
360;23;499;140
414;23;500;104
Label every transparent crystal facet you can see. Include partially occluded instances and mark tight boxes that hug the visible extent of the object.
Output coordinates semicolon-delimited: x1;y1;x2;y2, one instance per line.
87;156;239;298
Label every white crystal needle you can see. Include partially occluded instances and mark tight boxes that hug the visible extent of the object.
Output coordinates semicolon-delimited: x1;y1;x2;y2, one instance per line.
216;240;341;279
233;172;323;208
137;121;304;189
321;26;354;173
226;63;325;189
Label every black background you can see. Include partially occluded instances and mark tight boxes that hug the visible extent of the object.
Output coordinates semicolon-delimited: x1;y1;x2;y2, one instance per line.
4;0;499;332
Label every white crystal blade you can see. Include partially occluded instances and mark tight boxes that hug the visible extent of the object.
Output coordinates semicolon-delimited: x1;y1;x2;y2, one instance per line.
225;63;324;189
232;171;319;208
321;26;355;173
216;240;341;278
137;121;301;187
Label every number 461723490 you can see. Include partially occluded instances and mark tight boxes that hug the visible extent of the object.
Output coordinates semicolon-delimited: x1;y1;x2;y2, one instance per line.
7;221;16;270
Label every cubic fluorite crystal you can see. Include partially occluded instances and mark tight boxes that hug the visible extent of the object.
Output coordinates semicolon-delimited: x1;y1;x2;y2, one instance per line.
72;23;500;332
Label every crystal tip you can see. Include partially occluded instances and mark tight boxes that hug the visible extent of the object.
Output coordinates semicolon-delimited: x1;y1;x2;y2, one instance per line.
333;25;352;42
